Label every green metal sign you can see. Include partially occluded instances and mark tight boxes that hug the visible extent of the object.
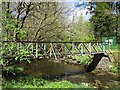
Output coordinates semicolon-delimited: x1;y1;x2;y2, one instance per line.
102;36;116;50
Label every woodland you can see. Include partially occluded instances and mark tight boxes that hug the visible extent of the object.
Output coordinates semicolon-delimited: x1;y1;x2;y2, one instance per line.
0;1;120;89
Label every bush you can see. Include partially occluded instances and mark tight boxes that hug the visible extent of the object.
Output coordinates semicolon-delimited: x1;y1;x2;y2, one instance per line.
72;55;92;65
109;61;120;73
2;76;47;88
3;66;24;77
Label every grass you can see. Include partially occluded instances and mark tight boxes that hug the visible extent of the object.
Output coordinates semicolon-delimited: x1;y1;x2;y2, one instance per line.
2;75;92;88
110;44;120;51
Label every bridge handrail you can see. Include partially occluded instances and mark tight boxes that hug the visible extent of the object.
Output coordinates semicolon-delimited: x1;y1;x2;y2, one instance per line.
0;40;111;44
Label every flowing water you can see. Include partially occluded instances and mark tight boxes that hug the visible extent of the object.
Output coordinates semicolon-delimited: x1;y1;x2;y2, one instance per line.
18;59;120;88
20;60;86;79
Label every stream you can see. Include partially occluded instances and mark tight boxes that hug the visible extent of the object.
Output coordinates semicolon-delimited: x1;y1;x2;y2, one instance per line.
18;59;120;88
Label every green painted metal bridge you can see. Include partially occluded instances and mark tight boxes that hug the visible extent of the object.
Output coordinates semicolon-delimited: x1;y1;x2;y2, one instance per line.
1;40;112;60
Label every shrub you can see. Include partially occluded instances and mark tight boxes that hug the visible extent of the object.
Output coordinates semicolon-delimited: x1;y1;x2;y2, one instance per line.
72;55;92;65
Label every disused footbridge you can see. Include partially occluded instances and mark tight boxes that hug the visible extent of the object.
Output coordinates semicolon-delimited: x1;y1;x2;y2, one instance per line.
1;41;112;59
1;41;113;72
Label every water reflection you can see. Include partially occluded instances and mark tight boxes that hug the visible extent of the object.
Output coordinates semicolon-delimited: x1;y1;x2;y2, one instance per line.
21;60;86;79
17;59;120;88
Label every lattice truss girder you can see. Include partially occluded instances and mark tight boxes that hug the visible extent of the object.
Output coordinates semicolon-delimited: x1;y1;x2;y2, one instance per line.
2;42;111;58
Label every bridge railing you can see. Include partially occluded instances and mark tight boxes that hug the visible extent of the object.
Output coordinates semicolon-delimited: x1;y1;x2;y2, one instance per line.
1;41;111;59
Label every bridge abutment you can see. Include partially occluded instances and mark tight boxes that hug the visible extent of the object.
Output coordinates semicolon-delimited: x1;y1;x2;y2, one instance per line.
86;53;110;72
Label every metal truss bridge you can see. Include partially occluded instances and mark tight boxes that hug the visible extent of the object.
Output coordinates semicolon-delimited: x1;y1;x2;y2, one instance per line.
1;41;112;60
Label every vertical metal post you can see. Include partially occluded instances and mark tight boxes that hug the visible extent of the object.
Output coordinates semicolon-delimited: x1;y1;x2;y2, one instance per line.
50;47;52;58
97;43;98;52
79;43;82;54
81;43;84;55
44;43;46;56
89;43;91;54
72;43;74;53
50;43;57;60
62;43;64;56
101;43;103;52
32;43;33;53
36;43;38;59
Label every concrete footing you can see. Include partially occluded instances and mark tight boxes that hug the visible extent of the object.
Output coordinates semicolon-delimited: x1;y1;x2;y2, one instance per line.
86;53;110;72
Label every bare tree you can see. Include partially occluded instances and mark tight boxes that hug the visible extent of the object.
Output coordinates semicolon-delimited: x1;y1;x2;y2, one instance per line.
2;2;71;41
24;2;70;41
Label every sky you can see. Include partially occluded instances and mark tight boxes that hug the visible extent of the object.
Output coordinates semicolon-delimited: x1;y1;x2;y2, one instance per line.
66;0;93;22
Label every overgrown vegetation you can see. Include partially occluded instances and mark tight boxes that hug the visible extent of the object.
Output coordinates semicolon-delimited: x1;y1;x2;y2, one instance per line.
2;75;92;88
109;52;120;73
3;66;24;75
1;1;120;89
71;55;92;66
109;64;119;73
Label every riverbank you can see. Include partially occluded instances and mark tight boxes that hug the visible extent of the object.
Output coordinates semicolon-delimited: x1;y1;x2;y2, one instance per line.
2;50;120;89
2;71;120;89
2;58;120;89
2;75;92;88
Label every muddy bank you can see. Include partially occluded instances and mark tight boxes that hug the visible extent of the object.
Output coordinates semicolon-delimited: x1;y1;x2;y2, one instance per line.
63;70;120;88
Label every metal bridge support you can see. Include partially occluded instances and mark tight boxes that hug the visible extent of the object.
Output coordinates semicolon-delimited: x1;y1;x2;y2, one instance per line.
1;41;111;61
86;53;110;72
44;43;47;56
36;43;38;59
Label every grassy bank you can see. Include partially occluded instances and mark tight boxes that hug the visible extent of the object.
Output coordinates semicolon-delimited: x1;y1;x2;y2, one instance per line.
2;75;92;88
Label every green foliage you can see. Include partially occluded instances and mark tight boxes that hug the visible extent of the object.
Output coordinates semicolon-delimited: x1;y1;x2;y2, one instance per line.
1;13;27;41
1;11;31;65
3;66;24;74
68;16;94;42
1;42;32;65
72;55;92;65
15;49;32;63
109;64;118;73
109;60;120;73
3;76;47;88
44;80;91;88
90;2;116;38
0;58;4;65
116;44;120;50
2;75;91;88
